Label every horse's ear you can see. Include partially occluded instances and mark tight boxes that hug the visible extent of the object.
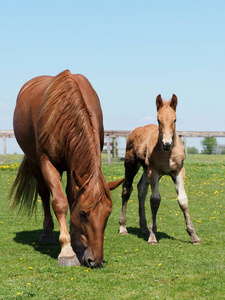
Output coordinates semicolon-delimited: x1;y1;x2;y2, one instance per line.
73;171;85;189
156;94;163;111
170;94;177;111
108;178;125;191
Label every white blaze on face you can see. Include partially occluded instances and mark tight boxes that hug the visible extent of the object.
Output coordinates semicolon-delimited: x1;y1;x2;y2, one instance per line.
158;107;176;150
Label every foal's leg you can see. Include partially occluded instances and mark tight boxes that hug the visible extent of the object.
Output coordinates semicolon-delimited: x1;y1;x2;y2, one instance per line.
148;171;161;244
40;155;80;266
137;170;150;235
119;157;140;234
173;167;200;245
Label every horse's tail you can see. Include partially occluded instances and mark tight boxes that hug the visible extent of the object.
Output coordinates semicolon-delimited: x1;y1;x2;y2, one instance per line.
9;155;38;216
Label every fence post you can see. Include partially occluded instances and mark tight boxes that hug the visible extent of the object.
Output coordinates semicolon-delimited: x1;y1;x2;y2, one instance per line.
106;134;111;165
113;137;117;160
3;134;6;163
184;136;187;159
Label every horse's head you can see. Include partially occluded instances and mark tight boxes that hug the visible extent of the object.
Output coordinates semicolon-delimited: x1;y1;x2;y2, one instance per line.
156;94;177;151
70;173;124;268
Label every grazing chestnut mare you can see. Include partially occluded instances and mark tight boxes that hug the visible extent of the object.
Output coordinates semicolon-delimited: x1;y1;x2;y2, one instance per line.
11;70;124;267
119;94;200;245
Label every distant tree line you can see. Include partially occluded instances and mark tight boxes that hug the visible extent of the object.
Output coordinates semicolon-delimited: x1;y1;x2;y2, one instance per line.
187;137;225;155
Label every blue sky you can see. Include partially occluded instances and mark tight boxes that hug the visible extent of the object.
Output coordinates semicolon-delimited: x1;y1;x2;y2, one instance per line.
0;0;225;153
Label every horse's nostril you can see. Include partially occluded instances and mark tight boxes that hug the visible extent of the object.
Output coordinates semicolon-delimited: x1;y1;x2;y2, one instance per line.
87;258;104;268
87;258;93;266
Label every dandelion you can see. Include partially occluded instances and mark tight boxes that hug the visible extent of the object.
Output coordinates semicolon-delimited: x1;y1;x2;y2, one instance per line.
17;293;21;295
27;283;31;285
29;267;33;270
71;278;74;280
158;263;162;266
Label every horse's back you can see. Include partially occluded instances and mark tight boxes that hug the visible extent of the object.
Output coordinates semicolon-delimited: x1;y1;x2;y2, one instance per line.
125;124;158;165
127;124;158;152
13;71;104;161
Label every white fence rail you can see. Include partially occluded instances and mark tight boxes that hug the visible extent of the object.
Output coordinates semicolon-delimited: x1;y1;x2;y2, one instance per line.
1;130;225;164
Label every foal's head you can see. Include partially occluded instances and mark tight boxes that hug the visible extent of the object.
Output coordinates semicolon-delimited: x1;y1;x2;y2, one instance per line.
156;94;177;151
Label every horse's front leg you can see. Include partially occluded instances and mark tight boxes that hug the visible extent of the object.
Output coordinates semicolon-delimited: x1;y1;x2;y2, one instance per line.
40;155;80;266
173;167;200;245
137;170;150;235
148;171;161;244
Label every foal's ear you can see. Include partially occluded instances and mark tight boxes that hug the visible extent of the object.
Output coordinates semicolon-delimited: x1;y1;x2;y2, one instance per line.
108;178;125;191
156;94;163;111
170;94;178;111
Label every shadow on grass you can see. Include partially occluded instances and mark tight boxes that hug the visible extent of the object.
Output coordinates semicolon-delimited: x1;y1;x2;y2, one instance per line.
14;230;60;260
126;226;188;244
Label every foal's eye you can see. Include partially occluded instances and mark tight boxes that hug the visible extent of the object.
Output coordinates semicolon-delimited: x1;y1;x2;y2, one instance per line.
80;211;88;221
174;119;177;123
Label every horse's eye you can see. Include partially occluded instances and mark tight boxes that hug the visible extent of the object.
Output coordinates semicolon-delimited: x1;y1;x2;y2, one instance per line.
174;119;177;123
80;211;88;221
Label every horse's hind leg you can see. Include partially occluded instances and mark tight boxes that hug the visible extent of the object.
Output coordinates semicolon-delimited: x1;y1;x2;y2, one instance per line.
119;156;140;234
37;180;56;244
137;170;150;235
173;167;200;245
29;160;56;243
148;171;161;244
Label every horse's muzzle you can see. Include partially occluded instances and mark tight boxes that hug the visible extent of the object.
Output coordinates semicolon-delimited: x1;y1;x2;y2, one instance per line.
82;249;104;268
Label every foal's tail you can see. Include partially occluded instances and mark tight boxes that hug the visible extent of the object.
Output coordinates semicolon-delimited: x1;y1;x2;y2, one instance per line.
9;155;38;216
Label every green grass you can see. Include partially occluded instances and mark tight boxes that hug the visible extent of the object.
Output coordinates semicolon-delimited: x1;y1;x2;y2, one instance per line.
0;155;224;299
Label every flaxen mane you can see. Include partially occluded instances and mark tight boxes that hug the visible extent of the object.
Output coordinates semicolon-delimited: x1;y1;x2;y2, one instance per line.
38;70;111;210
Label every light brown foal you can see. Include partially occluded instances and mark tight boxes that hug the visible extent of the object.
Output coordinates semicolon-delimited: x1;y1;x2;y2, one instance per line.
119;94;200;245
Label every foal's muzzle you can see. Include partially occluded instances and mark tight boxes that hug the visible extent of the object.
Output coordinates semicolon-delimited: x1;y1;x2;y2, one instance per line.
162;141;173;151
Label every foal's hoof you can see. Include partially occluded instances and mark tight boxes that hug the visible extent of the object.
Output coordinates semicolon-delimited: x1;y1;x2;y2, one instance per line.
148;241;158;245
191;239;201;245
119;230;128;235
191;235;201;245
58;255;81;267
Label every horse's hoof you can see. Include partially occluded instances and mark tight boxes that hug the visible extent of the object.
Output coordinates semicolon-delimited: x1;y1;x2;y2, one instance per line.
58;255;81;267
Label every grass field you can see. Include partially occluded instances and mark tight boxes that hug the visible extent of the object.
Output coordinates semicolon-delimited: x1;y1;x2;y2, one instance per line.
0;154;224;299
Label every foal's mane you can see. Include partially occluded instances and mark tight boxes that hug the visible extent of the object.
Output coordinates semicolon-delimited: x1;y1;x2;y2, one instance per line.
38;70;111;209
